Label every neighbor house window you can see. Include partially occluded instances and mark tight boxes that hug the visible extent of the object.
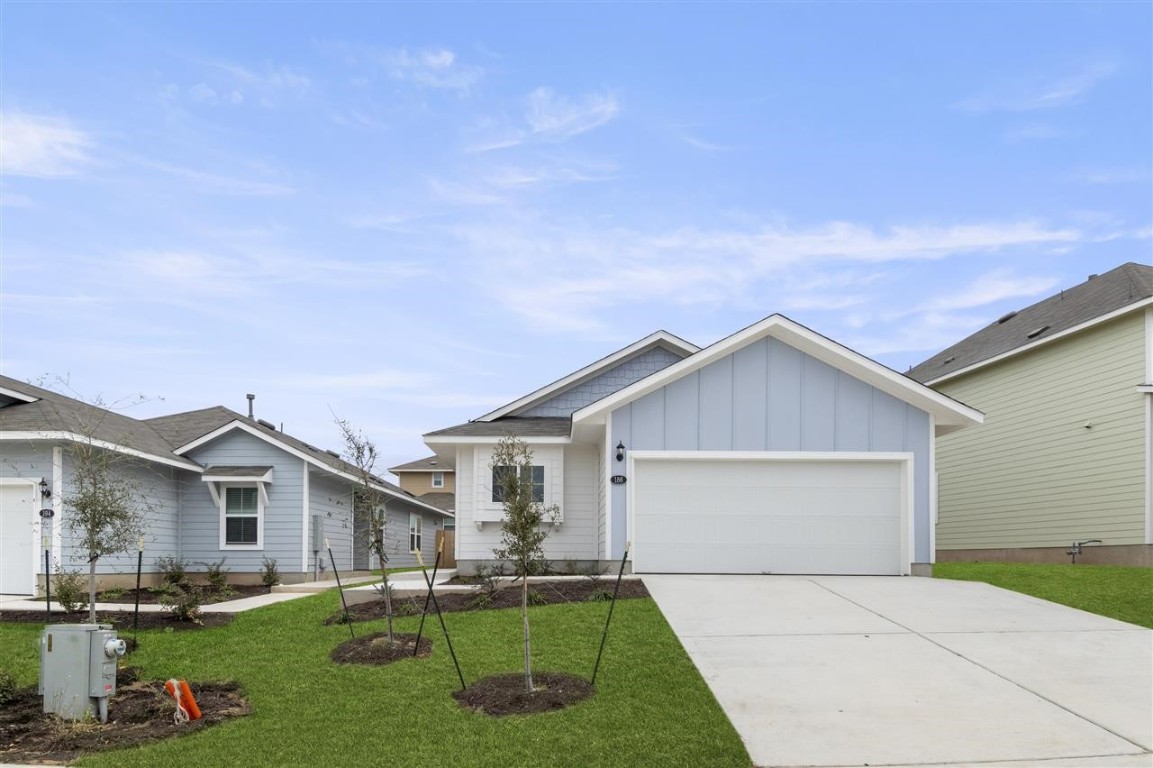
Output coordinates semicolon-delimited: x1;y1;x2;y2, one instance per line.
223;486;261;546
431;471;445;489
409;513;423;553
491;465;544;503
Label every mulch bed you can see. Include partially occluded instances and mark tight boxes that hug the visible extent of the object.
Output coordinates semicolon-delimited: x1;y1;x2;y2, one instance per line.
0;668;250;765
453;672;594;716
95;585;272;605
326;579;649;625
1;610;233;631
330;632;432;665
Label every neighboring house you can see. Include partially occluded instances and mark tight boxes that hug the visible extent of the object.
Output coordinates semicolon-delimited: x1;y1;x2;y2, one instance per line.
909;262;1153;566
425;317;982;576
0;377;452;595
388;455;455;518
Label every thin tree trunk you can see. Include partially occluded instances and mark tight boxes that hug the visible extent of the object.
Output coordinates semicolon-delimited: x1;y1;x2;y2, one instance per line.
88;556;98;623
522;572;533;692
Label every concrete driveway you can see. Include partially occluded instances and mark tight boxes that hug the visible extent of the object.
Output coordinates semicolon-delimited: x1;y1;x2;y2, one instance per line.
644;575;1153;768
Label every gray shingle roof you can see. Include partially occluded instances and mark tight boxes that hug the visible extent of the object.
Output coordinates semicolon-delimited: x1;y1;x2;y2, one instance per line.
416;491;455;512
424;417;572;439
388;455;454;472
908;262;1153;383
0;375;198;467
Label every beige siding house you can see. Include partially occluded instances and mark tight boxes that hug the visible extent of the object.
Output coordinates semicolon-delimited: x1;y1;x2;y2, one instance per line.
387;455;455;516
909;263;1153;566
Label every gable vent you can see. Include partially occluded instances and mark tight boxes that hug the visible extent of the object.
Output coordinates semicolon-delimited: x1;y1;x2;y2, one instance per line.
1026;325;1050;339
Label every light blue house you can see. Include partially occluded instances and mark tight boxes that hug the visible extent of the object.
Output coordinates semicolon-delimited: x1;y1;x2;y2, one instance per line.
425;315;982;576
0;376;451;595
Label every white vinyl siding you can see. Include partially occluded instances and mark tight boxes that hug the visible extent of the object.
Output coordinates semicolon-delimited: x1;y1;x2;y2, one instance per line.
935;312;1147;549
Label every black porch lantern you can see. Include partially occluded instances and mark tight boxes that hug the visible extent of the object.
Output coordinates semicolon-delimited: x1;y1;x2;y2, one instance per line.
615;441;625;462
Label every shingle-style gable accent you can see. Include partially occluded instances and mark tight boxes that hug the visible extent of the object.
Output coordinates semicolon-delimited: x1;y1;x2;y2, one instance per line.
519;346;686;418
909;262;1153;384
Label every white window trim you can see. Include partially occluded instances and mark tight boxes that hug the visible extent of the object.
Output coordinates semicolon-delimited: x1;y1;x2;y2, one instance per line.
218;483;266;551
431;471;445;489
472;444;564;526
409;512;423;554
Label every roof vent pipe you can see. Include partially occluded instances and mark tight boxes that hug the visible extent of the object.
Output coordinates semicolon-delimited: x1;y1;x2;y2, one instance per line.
1087;274;1098;280
246;394;255;419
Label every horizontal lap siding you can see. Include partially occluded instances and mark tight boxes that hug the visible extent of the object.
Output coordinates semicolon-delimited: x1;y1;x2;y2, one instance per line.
611;336;931;560
183;432;305;573
311;473;353;573
935;313;1146;549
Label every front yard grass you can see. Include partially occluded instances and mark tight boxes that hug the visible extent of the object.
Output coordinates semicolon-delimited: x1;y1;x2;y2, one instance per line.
933;561;1153;628
0;592;750;767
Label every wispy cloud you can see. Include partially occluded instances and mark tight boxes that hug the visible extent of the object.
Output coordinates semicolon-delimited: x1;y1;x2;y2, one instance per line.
680;131;732;152
1073;166;1150;185
462;217;1084;332
292;370;436;390
386;48;481;92
955;61;1116;112
1;112;93;177
143;161;296;196
918;268;1058;311
466;87;620;152
1004;123;1064;142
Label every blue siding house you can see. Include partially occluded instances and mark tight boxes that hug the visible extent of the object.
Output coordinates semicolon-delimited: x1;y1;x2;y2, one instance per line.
0;377;451;595
425;315;982;576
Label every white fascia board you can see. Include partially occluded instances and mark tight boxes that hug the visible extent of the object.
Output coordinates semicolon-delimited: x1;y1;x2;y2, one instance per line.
424;435;571;446
0;431;202;471
0;386;39;403
926;297;1153;386
202;469;274;483
175;420;451;517
574;314;984;429
475;331;700;422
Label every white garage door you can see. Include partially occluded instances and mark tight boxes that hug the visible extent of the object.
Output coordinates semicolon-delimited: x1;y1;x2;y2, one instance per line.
632;457;906;575
1;483;37;595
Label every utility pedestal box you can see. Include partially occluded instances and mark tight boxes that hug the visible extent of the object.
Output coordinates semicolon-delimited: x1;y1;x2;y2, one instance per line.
39;624;126;722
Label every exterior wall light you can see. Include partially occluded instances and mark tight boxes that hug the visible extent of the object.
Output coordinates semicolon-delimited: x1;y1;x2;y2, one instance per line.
40;479;51;498
616;442;625;462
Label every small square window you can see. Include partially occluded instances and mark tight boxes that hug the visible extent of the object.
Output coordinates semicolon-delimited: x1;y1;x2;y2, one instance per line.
491;465;544;504
431;471;445;489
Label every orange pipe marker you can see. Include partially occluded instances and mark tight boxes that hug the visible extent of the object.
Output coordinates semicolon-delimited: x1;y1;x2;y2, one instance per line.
165;678;202;722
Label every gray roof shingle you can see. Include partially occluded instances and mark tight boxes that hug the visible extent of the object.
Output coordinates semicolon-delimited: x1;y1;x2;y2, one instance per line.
388;455;454;472
424;417;572;439
908;262;1153;383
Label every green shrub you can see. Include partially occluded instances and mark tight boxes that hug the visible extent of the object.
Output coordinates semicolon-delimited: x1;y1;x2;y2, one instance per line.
527;589;548;606
101;586;126;601
154;556;188;586
159;583;203;624
202;557;232;595
0;669;16;705
52;567;89;613
260;556;281;588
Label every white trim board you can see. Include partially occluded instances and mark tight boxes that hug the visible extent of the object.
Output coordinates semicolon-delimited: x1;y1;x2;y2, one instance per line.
0;431;201;471
0;386;39;404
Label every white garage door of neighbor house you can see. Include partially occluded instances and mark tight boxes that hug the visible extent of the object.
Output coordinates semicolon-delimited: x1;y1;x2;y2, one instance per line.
632;458;906;576
0;483;37;595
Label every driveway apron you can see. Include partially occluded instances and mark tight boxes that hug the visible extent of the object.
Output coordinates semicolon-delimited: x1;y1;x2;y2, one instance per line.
644;574;1153;768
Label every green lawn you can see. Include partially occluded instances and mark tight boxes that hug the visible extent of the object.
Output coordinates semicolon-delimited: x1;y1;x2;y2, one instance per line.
933;561;1153;628
1;594;750;767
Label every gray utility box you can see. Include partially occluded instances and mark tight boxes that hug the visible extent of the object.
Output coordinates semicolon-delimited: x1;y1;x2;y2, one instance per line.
39;624;126;722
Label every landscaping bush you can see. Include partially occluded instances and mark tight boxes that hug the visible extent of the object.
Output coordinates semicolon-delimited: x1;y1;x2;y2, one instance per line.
52;567;89;613
155;556;188;587
259;556;281;588
159;583;203;624
0;669;15;705
202;558;234;597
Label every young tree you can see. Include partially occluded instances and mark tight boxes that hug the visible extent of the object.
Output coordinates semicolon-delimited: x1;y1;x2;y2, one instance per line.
491;435;559;693
334;417;397;645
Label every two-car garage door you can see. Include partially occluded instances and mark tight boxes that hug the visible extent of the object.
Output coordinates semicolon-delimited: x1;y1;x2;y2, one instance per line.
632;456;907;575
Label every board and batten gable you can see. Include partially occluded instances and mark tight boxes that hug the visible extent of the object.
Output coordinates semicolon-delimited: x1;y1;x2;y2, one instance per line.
609;336;931;560
518;346;686;417
452;443;600;563
179;430;305;572
932;311;1147;549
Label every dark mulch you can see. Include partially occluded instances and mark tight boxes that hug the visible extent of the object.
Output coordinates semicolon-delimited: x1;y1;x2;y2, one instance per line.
0;668;250;765
326;579;649;625
1;610;233;631
453;672;595;716
330;632;432;665
96;584;272;605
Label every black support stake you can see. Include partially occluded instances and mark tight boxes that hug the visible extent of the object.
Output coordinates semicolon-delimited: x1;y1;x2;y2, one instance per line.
413;547;442;656
43;546;51;625
591;542;631;686
133;538;144;644
417;550;466;691
328;539;355;640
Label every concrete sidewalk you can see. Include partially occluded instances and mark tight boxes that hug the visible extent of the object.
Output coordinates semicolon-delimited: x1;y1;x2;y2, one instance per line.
644;574;1153;768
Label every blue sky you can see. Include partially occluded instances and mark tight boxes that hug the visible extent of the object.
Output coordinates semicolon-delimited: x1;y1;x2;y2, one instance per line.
2;2;1150;472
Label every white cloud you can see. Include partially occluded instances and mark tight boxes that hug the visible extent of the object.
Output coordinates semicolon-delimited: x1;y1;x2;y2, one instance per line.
1004;123;1064;142
680;132;732;152
918;269;1059;312
143;161;295;196
956;61;1116;112
292;370;436;390
1074;166;1149;185
1;112;92;177
386;48;481;92
526;88;619;141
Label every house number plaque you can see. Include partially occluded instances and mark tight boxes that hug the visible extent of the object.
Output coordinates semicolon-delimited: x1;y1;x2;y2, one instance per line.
610;475;627;485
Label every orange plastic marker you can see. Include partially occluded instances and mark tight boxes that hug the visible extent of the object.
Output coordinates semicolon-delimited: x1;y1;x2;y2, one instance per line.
165;678;202;722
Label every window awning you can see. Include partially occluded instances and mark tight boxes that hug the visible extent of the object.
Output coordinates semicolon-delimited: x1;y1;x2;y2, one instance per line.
201;465;273;506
